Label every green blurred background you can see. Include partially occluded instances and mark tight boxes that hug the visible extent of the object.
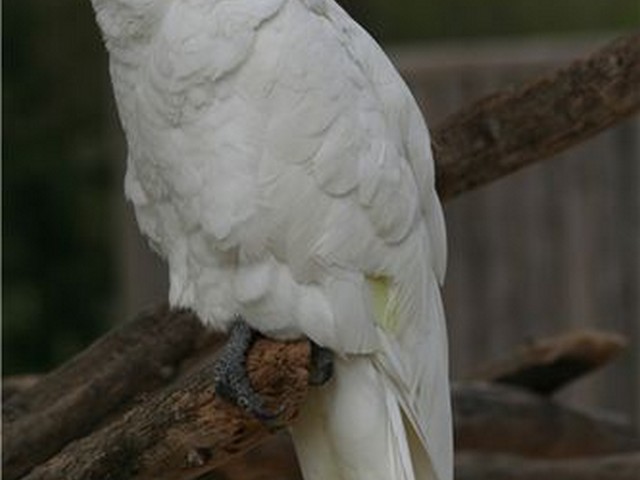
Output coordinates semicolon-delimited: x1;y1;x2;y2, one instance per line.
3;0;639;375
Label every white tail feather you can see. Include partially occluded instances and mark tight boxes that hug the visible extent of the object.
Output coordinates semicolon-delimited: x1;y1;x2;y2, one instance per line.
291;357;437;480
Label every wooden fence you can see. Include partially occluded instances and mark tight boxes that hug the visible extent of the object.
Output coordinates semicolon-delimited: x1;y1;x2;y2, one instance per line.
115;36;640;429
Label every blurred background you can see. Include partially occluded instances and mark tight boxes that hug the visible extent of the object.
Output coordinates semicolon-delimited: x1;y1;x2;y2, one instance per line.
3;0;639;428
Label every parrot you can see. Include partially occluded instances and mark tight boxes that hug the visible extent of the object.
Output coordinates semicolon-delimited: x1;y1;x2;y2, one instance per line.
89;0;452;479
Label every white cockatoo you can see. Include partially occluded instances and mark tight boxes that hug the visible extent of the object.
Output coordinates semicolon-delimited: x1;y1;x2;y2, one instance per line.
90;0;452;479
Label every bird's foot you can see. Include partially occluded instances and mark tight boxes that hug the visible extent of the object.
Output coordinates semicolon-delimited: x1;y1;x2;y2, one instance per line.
214;317;334;421
213;317;282;421
309;342;334;386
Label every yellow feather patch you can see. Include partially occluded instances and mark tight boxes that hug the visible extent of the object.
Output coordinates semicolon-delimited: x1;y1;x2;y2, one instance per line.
367;275;398;333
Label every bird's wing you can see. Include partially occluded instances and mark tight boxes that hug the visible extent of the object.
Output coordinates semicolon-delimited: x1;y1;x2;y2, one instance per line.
256;3;452;477
316;6;452;480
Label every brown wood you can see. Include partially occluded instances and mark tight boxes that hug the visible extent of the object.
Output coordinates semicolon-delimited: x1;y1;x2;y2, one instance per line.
468;330;628;394
211;431;303;480
14;375;640;480
455;452;640;480
453;383;640;458
433;33;640;200
3;306;212;480
22;337;311;480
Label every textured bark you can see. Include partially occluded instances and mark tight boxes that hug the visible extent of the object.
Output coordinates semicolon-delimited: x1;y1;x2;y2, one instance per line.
9;364;640;480
433;33;640;199
4;32;640;480
468;330;628;394
210;431;303;480
22;338;311;480
455;452;640;480
3;306;212;480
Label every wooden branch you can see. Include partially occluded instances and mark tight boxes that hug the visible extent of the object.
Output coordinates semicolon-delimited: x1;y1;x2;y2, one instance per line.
3;306;212;480
9;350;640;480
5;33;640;479
453;383;640;458
455;452;640;480
468;330;628;394
23;337;311;480
433;32;640;199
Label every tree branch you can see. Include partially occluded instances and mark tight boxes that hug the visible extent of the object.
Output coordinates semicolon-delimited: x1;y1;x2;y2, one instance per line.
467;330;628;395
22;337;311;480
4;32;640;480
3;307;210;480
16;374;640;480
433;32;640;199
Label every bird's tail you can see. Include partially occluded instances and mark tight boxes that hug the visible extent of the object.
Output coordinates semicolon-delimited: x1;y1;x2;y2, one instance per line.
290;356;439;480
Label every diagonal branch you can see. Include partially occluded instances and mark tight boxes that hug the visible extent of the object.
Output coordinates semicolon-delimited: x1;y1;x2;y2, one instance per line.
4;32;640;480
467;330;629;395
433;32;640;199
22;335;311;480
3;307;210;480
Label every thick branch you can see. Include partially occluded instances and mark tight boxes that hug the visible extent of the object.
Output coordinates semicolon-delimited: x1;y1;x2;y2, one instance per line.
20;379;640;480
433;32;640;199
23;338;311;480
3;306;211;480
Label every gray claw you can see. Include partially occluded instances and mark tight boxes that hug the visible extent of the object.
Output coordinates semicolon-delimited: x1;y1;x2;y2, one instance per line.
214;317;282;421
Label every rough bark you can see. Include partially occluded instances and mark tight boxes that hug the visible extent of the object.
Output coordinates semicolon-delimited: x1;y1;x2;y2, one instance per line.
7;345;640;480
3;306;212;480
467;330;628;394
22;338;311;480
210;431;303;480
455;452;640;480
433;32;640;199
